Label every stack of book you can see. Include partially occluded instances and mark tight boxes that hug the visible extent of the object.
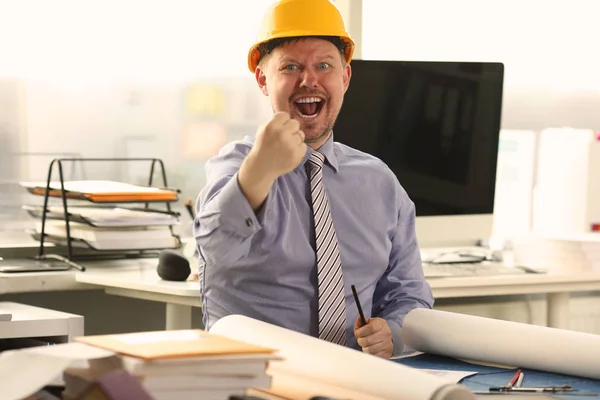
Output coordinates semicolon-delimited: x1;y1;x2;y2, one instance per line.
63;329;279;400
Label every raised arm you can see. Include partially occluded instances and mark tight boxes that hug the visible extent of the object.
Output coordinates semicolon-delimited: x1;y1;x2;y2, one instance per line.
194;111;306;268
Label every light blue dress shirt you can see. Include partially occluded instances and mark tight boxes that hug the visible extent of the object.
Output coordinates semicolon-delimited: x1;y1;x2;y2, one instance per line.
194;133;434;355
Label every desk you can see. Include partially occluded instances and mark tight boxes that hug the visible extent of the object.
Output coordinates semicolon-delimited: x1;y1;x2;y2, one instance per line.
429;273;600;329
0;269;89;294
72;259;600;331
75;259;201;330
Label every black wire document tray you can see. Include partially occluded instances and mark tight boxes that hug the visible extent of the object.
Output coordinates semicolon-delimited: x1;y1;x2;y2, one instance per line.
20;157;183;267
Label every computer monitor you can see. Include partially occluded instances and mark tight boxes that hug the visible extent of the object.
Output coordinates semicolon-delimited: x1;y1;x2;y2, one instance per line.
333;60;505;248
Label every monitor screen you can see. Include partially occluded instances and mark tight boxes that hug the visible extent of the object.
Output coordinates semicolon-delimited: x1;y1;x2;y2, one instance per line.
333;60;504;247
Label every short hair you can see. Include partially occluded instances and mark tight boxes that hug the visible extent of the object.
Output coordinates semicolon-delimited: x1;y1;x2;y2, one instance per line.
257;36;347;68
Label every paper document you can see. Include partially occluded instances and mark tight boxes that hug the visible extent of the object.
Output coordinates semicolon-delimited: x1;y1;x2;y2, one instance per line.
35;220;179;250
0;342;117;400
24;205;180;228
402;309;600;380
423;369;478;383
210;315;475;400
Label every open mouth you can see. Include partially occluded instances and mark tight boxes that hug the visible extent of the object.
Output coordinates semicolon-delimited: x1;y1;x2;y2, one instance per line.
294;97;325;119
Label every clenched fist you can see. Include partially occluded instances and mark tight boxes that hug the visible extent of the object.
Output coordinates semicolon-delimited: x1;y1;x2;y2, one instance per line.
238;112;307;211
252;111;307;178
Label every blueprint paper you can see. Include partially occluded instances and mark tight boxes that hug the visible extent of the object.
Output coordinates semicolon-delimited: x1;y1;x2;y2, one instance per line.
211;315;475;400
403;309;600;380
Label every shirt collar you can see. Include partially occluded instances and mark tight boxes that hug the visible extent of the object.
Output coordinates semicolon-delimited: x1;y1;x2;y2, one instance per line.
294;132;339;174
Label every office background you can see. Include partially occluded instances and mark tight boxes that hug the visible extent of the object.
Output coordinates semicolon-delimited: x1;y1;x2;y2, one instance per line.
1;0;599;334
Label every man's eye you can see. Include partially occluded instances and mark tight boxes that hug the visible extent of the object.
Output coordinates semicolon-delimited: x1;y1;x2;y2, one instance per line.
319;63;330;70
284;65;298;71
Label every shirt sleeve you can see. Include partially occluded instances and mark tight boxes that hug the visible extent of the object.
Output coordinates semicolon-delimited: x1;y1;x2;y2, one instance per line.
193;139;273;267
371;181;435;356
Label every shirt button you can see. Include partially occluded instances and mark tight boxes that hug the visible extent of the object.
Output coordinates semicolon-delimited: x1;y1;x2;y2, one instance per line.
245;218;253;227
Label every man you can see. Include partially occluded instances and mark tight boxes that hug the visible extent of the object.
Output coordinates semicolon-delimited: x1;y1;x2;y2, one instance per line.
194;0;433;358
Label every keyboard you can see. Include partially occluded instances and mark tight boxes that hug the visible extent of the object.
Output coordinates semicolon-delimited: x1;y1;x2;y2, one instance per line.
422;262;528;278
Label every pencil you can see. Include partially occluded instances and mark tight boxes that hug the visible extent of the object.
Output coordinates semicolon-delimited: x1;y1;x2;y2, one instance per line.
351;284;367;326
507;369;522;388
515;371;524;388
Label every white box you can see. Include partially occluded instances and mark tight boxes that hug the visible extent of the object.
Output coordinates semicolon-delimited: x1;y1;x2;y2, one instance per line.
533;128;600;235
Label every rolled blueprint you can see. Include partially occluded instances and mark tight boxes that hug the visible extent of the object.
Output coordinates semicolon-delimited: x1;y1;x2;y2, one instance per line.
211;314;475;400
403;308;600;380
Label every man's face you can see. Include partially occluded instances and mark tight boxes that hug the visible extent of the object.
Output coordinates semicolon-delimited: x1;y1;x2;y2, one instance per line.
255;38;351;147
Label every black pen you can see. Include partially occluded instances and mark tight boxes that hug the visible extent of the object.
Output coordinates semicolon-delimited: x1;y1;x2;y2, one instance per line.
351;284;367;326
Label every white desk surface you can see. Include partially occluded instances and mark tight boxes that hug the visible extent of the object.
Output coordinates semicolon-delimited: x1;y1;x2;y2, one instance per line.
76;258;199;297
5;257;600;330
4;257;600;301
429;272;600;298
75;258;202;308
74;260;600;331
73;258;600;300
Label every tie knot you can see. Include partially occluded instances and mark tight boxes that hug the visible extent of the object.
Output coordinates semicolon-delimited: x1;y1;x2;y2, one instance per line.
308;151;325;171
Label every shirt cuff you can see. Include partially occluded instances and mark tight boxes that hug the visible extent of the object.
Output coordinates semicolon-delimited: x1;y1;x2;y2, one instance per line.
387;320;405;357
214;172;263;236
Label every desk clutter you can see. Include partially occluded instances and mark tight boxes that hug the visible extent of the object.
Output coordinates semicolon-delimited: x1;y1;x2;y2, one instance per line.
3;309;600;399
2;330;278;400
396;354;600;399
17;158;184;270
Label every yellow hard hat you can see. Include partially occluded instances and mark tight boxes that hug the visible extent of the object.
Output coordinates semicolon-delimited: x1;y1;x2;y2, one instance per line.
248;0;355;73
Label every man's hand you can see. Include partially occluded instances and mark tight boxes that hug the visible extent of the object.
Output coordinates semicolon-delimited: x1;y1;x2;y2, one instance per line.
251;111;307;177
354;316;394;359
239;112;307;210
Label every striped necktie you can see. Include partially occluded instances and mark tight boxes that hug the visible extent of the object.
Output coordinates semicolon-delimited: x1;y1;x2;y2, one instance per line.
306;151;347;346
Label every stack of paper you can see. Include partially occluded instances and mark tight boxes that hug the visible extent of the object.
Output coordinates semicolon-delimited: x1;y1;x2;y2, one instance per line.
512;232;600;272
34;220;179;250
24;205;180;228
74;329;278;400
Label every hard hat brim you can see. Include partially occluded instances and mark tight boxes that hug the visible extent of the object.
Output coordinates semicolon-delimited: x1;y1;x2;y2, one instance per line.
247;34;355;72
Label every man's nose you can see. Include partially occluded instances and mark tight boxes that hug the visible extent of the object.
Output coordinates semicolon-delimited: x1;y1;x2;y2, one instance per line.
300;68;319;88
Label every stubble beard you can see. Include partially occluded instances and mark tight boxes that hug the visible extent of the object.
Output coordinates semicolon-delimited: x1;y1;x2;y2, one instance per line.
299;107;340;145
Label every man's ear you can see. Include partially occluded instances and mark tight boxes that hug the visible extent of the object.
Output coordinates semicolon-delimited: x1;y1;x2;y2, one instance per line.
342;63;352;93
255;66;269;96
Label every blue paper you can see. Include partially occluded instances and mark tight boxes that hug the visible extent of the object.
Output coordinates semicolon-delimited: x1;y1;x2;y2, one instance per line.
393;354;600;399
